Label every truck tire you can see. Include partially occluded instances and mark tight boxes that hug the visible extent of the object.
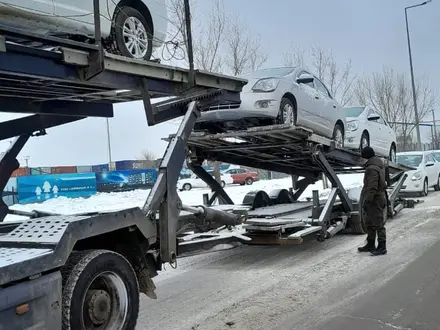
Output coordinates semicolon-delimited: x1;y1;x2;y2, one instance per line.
61;249;139;330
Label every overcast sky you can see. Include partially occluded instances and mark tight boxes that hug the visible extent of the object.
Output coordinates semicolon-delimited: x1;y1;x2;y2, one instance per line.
1;0;439;167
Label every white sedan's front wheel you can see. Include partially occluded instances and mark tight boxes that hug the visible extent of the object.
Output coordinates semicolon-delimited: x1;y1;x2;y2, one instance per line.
333;124;344;149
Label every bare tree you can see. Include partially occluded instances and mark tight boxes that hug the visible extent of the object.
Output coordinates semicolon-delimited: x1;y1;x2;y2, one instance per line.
139;149;156;161
283;44;357;106
158;0;198;64
355;66;437;150
192;0;226;73
223;17;268;75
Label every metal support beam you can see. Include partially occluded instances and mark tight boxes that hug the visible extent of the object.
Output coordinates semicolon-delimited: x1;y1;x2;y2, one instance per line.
187;164;234;205
83;0;105;80
388;173;408;216
317;187;339;226
312;148;353;212
143;101;201;264
0;114;85;141
292;177;317;201
0;135;30;222
0;97;113;117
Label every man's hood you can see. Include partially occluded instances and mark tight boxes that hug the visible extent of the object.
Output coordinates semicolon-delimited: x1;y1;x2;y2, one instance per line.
364;156;384;169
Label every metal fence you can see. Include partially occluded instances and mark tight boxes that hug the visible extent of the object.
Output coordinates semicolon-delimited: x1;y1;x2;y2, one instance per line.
397;142;439;152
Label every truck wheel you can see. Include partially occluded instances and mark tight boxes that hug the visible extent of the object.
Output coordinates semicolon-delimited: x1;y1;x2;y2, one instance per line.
245;177;253;185
61;250;139;330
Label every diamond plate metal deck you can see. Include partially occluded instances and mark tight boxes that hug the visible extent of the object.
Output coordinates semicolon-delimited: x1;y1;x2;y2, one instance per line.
0;208;156;286
0;215;88;245
0;247;52;267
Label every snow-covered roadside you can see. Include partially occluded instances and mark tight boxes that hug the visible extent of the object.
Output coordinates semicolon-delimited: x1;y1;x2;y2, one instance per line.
5;174;364;222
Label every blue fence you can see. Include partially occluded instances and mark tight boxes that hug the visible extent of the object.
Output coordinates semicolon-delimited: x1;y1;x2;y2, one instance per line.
95;169;157;193
17;173;97;204
15;169;158;204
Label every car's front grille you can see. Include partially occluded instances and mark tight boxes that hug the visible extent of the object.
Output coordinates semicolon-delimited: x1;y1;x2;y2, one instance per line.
208;102;241;110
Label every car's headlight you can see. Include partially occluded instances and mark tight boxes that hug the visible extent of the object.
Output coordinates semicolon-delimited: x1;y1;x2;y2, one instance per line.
411;171;422;181
347;121;359;132
252;78;280;92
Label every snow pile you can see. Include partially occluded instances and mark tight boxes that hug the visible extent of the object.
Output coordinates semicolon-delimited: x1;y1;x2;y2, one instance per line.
5;174;364;222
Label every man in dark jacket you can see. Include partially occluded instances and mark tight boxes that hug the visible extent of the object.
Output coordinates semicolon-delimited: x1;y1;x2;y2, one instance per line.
358;146;388;256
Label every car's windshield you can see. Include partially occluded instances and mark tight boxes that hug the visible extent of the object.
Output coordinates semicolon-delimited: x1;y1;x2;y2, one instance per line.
396;154;423;167
432;152;440;162
344;106;365;117
245;67;296;78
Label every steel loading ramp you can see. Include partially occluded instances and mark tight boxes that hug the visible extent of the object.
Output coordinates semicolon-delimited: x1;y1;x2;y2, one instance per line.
186;123;412;181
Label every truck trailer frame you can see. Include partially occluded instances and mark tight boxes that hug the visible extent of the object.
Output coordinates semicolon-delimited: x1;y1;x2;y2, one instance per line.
0;3;419;328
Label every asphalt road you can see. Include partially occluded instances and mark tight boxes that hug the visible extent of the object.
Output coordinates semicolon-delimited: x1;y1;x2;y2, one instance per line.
137;191;440;330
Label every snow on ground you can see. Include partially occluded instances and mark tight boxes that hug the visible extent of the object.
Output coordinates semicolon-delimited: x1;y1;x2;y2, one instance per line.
5;173;363;222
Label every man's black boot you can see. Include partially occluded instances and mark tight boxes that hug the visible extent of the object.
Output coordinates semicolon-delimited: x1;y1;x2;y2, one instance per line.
358;239;375;253
371;241;387;256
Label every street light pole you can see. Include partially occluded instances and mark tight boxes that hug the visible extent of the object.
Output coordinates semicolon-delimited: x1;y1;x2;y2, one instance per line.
404;0;431;151
105;118;113;170
433;109;438;149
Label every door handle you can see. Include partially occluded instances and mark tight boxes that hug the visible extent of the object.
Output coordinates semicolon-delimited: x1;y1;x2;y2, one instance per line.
315;96;319;99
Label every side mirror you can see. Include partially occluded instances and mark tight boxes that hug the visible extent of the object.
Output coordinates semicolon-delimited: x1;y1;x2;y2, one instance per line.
297;73;314;84
367;114;380;121
426;161;434;167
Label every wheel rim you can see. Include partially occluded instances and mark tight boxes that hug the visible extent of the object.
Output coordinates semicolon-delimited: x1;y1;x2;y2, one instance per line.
334;128;343;148
82;272;128;329
361;136;368;149
282;103;295;125
184;184;190;191
390;148;396;162
122;16;149;59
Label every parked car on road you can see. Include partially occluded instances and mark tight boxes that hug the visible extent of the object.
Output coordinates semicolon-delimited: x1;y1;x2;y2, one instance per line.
344;106;397;161
0;0;168;60
177;173;233;191
195;67;346;148
222;168;259;185
396;151;440;196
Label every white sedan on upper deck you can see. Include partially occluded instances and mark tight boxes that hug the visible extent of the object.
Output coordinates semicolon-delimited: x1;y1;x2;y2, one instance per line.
0;0;168;60
195;67;346;148
344;106;397;161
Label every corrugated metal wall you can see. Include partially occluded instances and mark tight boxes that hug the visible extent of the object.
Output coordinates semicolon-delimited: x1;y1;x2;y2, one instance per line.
50;166;78;174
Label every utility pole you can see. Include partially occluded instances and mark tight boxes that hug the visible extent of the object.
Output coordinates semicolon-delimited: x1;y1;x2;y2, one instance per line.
404;0;432;151
106;118;113;170
24;156;30;167
433;109;438;149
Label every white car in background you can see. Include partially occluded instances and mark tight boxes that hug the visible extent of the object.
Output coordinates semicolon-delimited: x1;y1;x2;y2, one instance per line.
396;151;440;196
177;173;233;191
197;67;346;148
344;106;397;161
431;150;440;162
0;0;168;60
